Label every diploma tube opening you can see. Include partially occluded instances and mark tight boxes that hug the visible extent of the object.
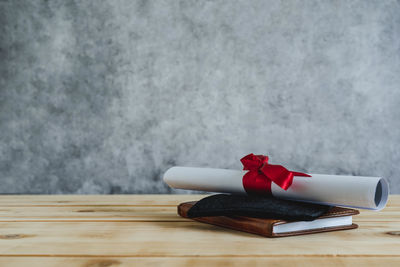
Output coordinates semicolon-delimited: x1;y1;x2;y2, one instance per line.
375;178;389;210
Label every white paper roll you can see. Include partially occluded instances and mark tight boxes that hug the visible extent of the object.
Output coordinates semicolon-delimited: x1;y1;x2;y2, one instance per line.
163;167;389;210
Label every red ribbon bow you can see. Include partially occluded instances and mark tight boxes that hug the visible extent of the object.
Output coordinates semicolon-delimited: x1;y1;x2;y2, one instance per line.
240;154;310;195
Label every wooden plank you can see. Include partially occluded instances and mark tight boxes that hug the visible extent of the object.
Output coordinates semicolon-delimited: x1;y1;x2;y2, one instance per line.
356;208;400;222
0;194;398;208
1;257;400;267
0;196;397;222
0;206;396;222
0;195;206;207
0;221;399;256
0;206;183;222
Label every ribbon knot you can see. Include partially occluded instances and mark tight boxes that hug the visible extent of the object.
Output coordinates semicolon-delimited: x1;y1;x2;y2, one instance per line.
240;153;310;195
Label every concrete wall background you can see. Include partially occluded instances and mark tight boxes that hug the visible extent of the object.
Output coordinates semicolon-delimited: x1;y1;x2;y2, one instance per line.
1;0;399;194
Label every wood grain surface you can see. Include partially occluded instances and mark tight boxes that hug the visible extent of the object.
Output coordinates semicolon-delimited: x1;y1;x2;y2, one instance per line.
0;195;398;266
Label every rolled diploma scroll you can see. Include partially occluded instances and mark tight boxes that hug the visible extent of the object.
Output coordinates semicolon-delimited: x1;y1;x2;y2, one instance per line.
163;167;389;210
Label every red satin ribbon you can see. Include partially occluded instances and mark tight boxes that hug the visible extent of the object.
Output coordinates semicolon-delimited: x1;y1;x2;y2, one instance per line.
240;154;311;195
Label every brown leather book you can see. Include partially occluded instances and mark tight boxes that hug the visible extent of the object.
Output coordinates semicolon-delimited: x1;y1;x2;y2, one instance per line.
178;201;359;238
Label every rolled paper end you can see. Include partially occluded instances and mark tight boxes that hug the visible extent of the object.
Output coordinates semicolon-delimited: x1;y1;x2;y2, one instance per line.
374;178;389;211
163;167;178;187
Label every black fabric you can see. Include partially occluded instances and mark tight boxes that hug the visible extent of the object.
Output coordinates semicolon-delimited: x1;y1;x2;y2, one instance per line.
187;194;332;221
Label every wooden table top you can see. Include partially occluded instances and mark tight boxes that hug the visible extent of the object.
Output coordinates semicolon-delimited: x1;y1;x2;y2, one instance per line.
0;194;399;266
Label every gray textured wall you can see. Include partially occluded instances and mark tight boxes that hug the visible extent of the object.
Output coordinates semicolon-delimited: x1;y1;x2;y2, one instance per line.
1;0;399;194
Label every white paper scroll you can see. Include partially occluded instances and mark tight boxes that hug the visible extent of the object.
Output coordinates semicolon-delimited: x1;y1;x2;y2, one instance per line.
163;167;389;210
